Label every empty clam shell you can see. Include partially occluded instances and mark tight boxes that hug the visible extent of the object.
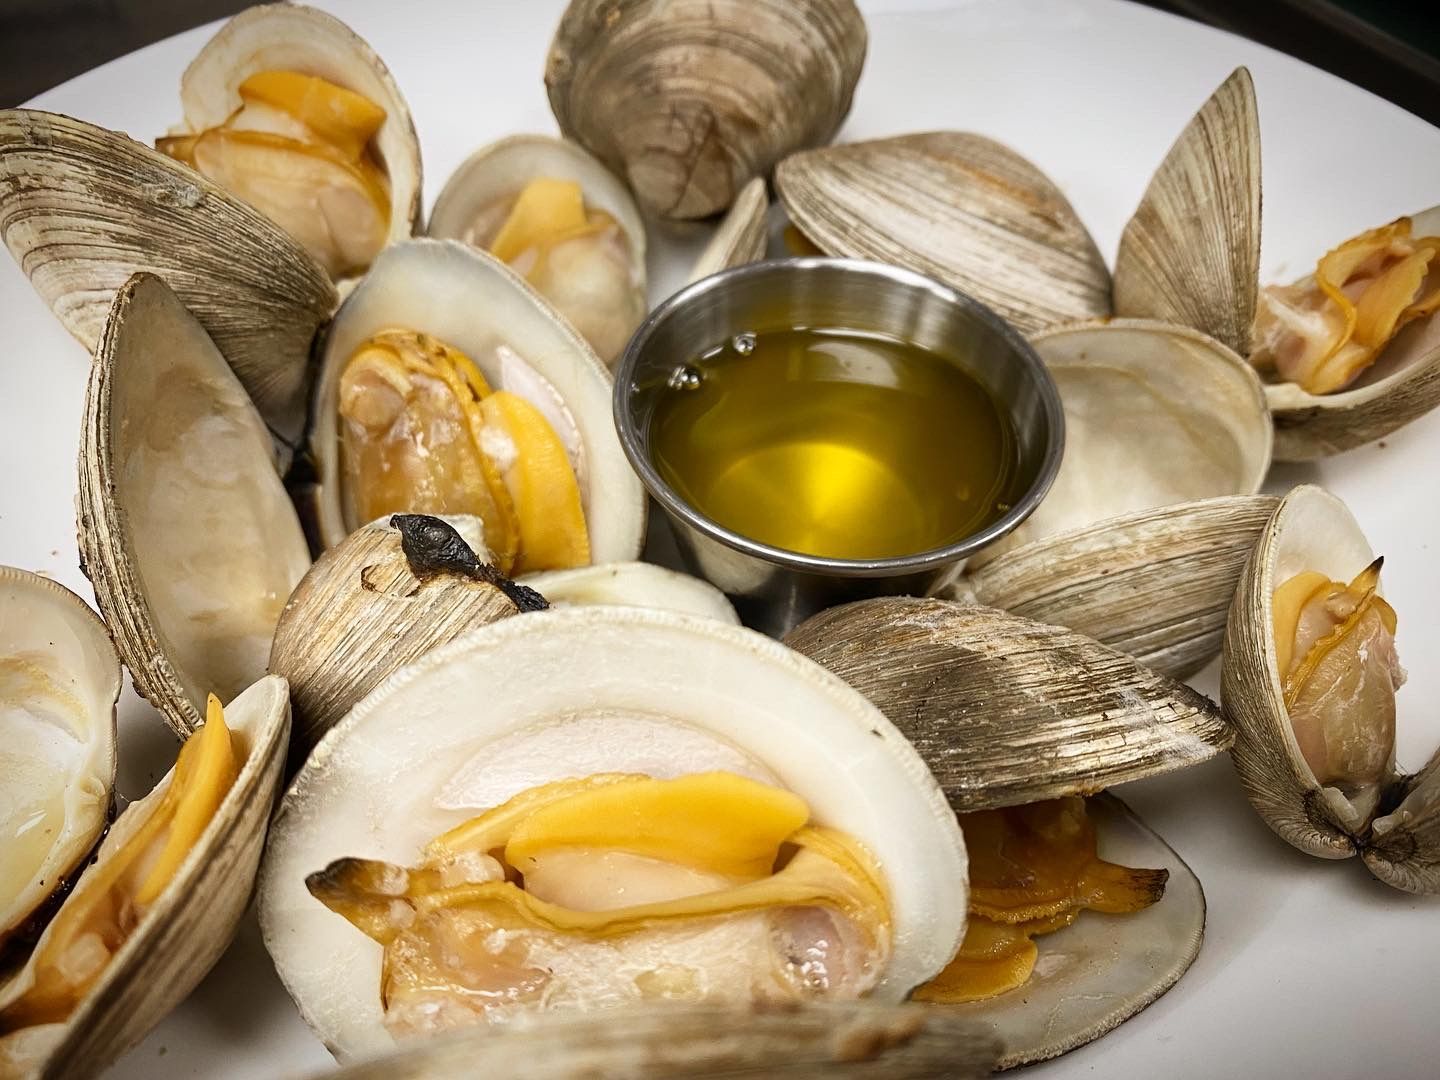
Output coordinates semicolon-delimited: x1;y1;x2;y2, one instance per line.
545;0;866;219
1114;67;1261;357
949;495;1280;678
775;132;1111;335
688;177;770;283
0;675;290;1079
77;274;310;736
784;598;1231;812
317;1002;1000;1079
261;607;967;1060
1222;484;1439;891
427;134;647;364
0;569;119;950
173;2;422;264
0;110;334;457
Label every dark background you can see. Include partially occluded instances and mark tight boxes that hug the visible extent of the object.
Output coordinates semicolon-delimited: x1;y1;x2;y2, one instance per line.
1;0;1437;126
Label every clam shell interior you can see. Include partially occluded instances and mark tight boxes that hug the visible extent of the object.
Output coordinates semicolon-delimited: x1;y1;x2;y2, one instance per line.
78;274;310;736
521;562;740;624
261;607;968;1060
0;568;120;945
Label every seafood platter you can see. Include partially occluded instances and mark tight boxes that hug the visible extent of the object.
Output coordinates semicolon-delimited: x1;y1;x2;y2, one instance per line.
0;0;1437;1076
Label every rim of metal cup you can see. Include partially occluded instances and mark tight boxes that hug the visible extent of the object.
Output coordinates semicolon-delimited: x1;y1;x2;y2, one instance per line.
613;257;1066;577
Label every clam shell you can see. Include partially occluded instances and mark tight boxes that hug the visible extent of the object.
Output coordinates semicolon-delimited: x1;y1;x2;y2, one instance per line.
78;274;310;736
545;0;866;220
0;568;119;947
1113;68;1261;357
784;598;1231;812
0;110;334;457
775;132;1110;335
1365;751;1440;894
0;675;290;1080
318;1002;1000;1079
1263;205;1440;461
1221;485;1401;859
522;562;740;624
261;606;967;1060
270;517;522;760
953;796;1205;1070
688;177;770;283
178;2;423;249
427;134;647;364
952;495;1280;678
309;238;646;558
990;319;1271;557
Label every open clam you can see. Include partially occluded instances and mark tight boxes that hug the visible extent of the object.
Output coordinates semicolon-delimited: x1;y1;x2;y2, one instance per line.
260;606;968;1061
785;598;1219;1067
0;675;291;1079
77;273;311;736
0;110;334;457
545;0;866;220
309;238;646;570
775;132;1112;335
317;1002;1000;1079
0;570;119;958
155;3;421;280
1222;484;1440;893
428;135;647;366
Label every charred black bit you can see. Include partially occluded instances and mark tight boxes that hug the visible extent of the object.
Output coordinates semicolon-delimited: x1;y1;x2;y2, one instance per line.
390;514;549;612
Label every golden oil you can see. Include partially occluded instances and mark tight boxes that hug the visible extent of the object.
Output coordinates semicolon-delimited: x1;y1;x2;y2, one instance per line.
648;327;1022;561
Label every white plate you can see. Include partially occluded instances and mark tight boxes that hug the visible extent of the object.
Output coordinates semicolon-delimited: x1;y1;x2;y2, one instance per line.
2;0;1437;1076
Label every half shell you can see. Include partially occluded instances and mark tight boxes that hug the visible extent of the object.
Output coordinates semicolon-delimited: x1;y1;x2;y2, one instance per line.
319;1002;1000;1079
687;177;770;283
427;134;646;363
0;569;119;950
1113;68;1261;356
1222;484;1440;891
784;598;1231;812
0;675;290;1080
174;2;422;258
260;606;968;1060
309;239;646;557
78;274;310;736
0;109;334;455
545;0;866;220
775;132;1111;335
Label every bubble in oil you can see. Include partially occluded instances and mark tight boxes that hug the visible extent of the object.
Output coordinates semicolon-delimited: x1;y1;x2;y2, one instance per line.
731;331;757;356
668;364;704;391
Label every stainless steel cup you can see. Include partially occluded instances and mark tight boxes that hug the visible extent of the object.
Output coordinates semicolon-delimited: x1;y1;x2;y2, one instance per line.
614;258;1064;636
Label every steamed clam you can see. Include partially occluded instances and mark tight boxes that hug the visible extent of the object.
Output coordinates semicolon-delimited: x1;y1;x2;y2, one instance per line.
260;607;968;1059
0;570;119;960
155;3;421;279
1223;485;1440;893
545;0;866;219
429;135;647;365
786;598;1220;1066
310;239;646;569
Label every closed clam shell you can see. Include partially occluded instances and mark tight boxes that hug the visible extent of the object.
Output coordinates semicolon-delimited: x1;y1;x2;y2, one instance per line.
0;110;334;458
316;1002;1000;1079
775;132;1111;335
175;2;422;251
986;319;1271;560
784;598;1231;812
260;607;968;1060
427;134;647;364
0;569;119;948
78;274;310;736
309;238;646;558
0;675;290;1080
546;0;866;220
948;495;1280;678
1221;483;1438;889
1113;67;1261;357
1263;205;1440;461
688;177;770;283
